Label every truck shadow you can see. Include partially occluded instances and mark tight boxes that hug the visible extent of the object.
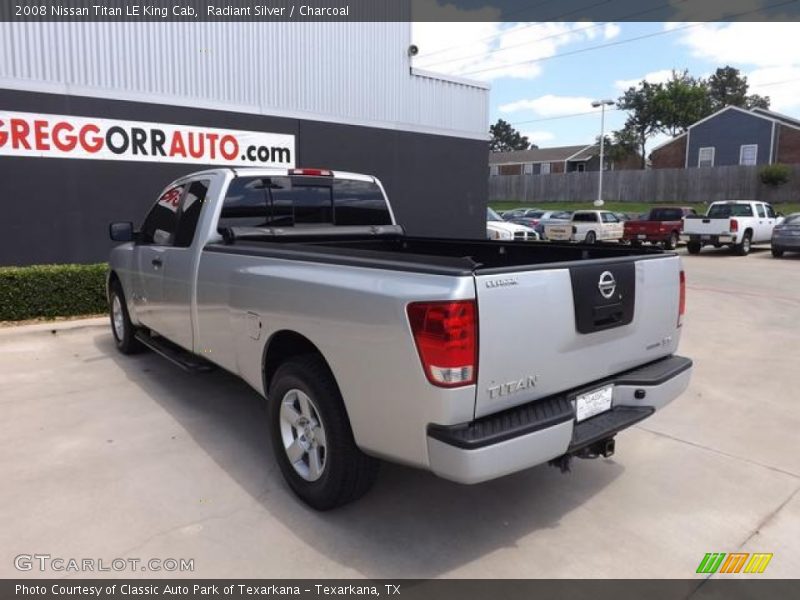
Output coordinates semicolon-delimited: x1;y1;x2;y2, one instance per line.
95;334;622;578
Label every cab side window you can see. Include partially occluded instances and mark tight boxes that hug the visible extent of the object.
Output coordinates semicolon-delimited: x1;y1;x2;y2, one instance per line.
756;204;767;218
140;185;185;245
174;180;210;247
765;204;777;219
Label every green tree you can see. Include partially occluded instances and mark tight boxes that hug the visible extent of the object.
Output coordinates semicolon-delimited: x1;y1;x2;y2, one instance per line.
706;66;770;111
617;81;663;168
489;119;532;152
654;70;713;136
597;128;639;167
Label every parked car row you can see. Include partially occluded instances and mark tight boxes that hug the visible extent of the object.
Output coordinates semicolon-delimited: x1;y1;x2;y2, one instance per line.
494;202;799;258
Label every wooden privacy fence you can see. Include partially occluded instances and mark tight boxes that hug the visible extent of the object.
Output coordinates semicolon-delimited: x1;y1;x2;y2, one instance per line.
488;165;800;204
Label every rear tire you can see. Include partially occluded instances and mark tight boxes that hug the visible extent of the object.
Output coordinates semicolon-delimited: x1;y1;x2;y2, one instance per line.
664;231;679;251
109;280;144;355
687;241;702;255
734;232;752;256
268;354;379;510
584;231;597;244
772;247;785;258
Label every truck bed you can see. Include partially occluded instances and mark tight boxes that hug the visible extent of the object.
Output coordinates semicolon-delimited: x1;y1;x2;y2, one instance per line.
205;234;666;275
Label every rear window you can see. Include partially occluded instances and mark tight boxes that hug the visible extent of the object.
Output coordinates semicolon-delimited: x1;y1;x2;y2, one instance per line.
573;212;598;223
708;203;753;218
648;208;683;221
218;176;391;231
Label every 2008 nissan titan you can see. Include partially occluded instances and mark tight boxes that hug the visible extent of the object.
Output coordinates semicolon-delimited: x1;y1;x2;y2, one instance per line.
107;168;693;509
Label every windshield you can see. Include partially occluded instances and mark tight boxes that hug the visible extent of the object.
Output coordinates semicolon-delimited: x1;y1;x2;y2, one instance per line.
708;203;754;218
487;207;503;221
784;214;800;225
649;208;683;221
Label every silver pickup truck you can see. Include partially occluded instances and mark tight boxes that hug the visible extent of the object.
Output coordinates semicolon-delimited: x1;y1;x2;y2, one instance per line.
107;167;692;510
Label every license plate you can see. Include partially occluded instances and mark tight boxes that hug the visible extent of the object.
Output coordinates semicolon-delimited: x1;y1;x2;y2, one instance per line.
701;235;711;240
575;385;613;422
637;234;647;239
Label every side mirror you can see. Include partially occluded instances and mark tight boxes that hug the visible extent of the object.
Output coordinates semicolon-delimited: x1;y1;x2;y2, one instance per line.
109;221;134;242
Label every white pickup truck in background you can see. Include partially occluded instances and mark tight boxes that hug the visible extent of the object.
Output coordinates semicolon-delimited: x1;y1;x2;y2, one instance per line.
682;200;782;255
545;210;625;243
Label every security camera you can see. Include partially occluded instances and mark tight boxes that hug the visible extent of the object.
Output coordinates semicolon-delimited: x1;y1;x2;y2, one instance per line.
408;45;419;57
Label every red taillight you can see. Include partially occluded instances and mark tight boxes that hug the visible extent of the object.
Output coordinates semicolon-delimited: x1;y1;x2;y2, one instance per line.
730;218;739;233
678;270;686;327
407;300;477;388
289;168;333;177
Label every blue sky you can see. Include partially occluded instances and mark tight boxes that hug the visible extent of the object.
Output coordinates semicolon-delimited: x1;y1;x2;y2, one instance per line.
411;21;800;152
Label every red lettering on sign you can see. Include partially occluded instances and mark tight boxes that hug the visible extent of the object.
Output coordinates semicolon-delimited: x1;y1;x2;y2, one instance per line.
220;135;238;160
52;122;77;152
206;133;219;160
11;119;31;150
169;132;187;157
187;132;204;159
0;120;7;147
33;120;50;151
79;124;103;152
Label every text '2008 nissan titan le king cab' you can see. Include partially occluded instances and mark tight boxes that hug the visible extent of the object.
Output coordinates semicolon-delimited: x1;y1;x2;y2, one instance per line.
107;168;693;510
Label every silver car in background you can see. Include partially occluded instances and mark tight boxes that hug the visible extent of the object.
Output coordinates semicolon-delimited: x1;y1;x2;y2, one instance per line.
771;213;800;257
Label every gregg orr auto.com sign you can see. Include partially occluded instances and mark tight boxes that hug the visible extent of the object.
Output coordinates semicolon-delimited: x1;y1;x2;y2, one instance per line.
0;110;295;167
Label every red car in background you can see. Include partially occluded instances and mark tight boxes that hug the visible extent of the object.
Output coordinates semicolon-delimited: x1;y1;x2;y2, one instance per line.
623;206;697;250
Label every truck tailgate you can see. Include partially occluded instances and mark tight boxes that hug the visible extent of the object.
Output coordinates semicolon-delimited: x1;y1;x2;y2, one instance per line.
473;255;682;418
683;217;731;235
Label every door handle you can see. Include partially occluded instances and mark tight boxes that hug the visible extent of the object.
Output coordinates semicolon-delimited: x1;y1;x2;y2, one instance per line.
151;258;163;268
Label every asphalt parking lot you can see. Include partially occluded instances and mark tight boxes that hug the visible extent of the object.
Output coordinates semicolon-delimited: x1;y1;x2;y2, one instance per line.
1;246;798;579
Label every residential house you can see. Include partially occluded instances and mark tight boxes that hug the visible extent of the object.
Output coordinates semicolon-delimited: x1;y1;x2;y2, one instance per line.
489;144;639;176
650;105;800;169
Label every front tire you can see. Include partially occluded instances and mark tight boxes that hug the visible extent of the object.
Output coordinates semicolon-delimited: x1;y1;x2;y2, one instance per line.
687;241;702;255
109;280;144;355
772;247;785;258
268;354;379;510
734;232;752;256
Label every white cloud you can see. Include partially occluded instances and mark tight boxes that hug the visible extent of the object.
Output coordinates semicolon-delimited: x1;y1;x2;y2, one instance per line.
412;21;618;81
604;23;621;40
614;69;675;91
521;131;556;145
748;66;800;112
673;22;800;67
499;95;597;117
669;21;800;114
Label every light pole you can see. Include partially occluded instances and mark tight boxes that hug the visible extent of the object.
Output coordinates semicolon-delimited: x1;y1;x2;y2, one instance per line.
591;99;615;207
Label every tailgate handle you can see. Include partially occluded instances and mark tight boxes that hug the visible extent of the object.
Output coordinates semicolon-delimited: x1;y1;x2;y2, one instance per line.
593;303;623;328
702;219;710;223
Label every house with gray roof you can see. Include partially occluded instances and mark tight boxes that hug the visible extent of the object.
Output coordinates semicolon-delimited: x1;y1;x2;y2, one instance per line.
650;105;800;169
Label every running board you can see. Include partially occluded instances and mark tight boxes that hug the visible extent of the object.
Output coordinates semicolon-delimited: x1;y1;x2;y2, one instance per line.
134;332;216;373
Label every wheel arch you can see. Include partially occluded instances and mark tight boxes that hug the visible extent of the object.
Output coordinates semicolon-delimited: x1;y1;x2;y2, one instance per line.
262;330;341;402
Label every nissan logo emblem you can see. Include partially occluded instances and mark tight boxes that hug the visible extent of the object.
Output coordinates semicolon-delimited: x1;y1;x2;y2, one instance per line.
598;271;617;299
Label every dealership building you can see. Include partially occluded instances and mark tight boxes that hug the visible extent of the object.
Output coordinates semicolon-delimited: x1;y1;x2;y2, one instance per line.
0;21;489;265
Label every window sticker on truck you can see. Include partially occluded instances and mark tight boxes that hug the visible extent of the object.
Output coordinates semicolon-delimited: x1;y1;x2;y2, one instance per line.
0;110;295;167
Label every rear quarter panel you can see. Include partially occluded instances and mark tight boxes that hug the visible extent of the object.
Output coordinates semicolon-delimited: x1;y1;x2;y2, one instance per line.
195;251;477;468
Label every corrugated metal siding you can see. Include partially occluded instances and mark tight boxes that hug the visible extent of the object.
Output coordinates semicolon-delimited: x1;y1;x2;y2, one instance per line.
0;22;487;138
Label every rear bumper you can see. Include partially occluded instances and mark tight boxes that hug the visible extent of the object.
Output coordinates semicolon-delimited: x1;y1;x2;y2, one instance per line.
772;237;800;249
681;233;735;244
426;355;692;484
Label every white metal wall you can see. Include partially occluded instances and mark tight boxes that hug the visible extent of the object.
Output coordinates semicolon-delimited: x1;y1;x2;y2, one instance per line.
0;22;488;139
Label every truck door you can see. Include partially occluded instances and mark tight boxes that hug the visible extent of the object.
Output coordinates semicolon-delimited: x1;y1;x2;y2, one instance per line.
155;179;211;351
763;203;778;242
755;203;770;242
132;184;186;333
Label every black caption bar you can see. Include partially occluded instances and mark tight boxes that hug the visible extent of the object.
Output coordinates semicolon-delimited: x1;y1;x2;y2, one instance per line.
3;580;800;600
2;0;800;22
